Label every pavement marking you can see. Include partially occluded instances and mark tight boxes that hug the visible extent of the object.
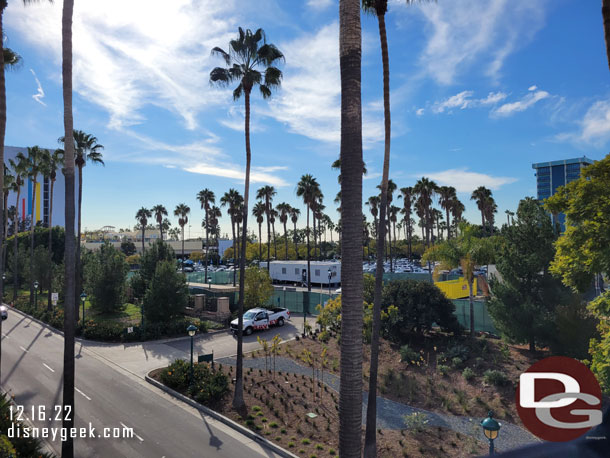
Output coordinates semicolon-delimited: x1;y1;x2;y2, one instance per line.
75;387;91;401
120;422;144;442
42;363;55;373
2;334;8;338
19;346;29;353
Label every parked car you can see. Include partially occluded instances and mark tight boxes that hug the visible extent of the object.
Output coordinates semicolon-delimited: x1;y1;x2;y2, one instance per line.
0;305;7;321
230;307;290;336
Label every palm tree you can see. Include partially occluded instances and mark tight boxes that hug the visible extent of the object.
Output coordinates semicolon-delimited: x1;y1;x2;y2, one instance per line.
269;208;278;259
296;174;320;291
471;186;492;229
290;207;300;259
377;179;396;270
253;201;265;261
366;195;380;239
174;204;190;271
339;0;364;454
210;28;283;412
152;204;168;241
197;189;215;285
603;0;610;71
135;208;152;254
221;189;243;286
43;148;64;310
438;186;457;239
1;166;12;294
8;152;26;301
451;197;465;225
276;203;291;260
61;0;77;453
26;146;45;306
399;186;414;260
484;195;497;235
256;185;276;270
414;177;438;247
209;205;222;265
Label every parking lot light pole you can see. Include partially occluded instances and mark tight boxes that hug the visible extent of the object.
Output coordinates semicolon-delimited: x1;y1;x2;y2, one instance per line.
481;411;501;455
80;292;87;325
34;281;39;308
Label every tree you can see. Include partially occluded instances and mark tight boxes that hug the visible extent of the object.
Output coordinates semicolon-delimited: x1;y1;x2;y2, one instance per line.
256;185;276;269
197;188;215;281
25;146;45;305
399;186;414;259
244;267;274;310
7;152;27;302
174;203;190;271
42;148;64;310
210;27;284;413
152;204;168;241
423;223;488;337
130;239;175;300
252;201;265;261
487;198;564;351
120;240;136;256
221;189;243;286
471;186;491;230
143;261;189;324
290;207;300;259
382;279;460;341
603;0;610;73
135;208;152;254
438;186;457;240
339;0;364;454
276;203;291;261
297;174;321;291
83;242;128;315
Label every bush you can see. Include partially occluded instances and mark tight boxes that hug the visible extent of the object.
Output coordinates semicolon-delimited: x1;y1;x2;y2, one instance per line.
382;279;461;343
445;343;470;361
83;242;129;314
82;320;124;341
437;365;450;376
403;412;428;432
451;357;463;368
160;359;229;406
483;370;508;386
462;367;475;381
143;260;189;323
399;345;419;364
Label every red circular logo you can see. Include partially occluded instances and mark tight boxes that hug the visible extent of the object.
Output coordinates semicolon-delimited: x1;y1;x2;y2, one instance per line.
516;356;602;442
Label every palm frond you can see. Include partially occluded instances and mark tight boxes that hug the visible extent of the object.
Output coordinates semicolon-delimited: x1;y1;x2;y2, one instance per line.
210;67;231;85
257;44;284;66
264;66;282;88
233;83;243;101
211;46;231;66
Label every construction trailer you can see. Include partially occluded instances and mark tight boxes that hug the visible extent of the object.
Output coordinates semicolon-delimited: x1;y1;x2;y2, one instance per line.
260;261;341;286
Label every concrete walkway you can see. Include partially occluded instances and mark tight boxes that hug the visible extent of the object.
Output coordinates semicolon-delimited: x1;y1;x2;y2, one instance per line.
216;355;540;453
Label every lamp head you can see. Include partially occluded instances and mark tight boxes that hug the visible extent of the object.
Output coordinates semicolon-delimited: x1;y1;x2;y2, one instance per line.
80;292;87;300
480;411;501;440
187;324;197;337
34;281;39;289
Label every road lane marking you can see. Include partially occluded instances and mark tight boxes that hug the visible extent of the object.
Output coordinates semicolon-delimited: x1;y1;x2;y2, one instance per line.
120;422;144;442
42;363;55;373
19;346;28;353
75;387;91;400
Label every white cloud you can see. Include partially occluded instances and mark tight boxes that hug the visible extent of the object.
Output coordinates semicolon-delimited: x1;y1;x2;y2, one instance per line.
414;168;517;193
528;85;538;91
492;90;550;117
432;90;506;114
29;69;46;106
118;130;289;187
415;0;547;84
557;100;610;146
416;108;425;116
7;0;236;130
306;0;333;10
264;23;383;146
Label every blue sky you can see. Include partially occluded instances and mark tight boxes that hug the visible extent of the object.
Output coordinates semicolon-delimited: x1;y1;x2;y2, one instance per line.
3;0;610;239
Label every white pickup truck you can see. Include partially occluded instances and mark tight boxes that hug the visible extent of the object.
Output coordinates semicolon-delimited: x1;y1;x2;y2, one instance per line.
230;307;290;335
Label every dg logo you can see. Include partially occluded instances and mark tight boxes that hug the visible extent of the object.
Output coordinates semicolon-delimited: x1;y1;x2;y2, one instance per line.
516;356;603;442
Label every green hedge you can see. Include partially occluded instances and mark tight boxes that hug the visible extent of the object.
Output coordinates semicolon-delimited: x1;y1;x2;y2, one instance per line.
160;359;229;407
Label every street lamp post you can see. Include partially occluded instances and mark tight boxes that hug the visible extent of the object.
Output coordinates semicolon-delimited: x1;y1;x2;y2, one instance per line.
187;324;197;388
327;268;332;299
481;411;501;455
80;292;87;325
2;274;5;303
33;281;39;308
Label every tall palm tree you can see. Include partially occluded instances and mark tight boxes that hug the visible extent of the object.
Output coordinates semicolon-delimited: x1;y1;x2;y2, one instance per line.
256;185;276;270
197;189;215;291
366;195;380;239
296;174;320;291
135;207;152;254
484;195;497;235
26;146;45;306
152;204;168;241
414;177;438;247
290;207;300;259
438;185;456;239
8;152;26;301
43;148;64;310
209;205;222;265
1;166;12;294
377;179;397;270
253;201;265;261
221;188;243;286
313;198;325;261
339;0;364;454
451;197;465;225
61;0;77;453
174;203;190;271
210;28;283;412
471;186;492;229
269;208;278;259
399;186;414;260
389;205;400;255
276;202;291;260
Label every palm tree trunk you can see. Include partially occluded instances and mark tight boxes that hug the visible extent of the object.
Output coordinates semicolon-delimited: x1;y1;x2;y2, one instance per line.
283;221;288;260
29;179;37;306
603;0;610;71
75;165;83;303
258;223;262;261
388;214;393;273
0;6;6;308
1;192;7;298
61;1;77;455
231;218;236;287
47;179;55;311
266;201;271;271
468;279;475;338
181;226;185;269
339;0;364;454
306;205;311;291
272;221;277;259
293;221;298;260
312;212;317;262
141;227;145;254
12;186;20;302
365;10;390;456
233;88;252;414
204;209;209;281
446;208;451;239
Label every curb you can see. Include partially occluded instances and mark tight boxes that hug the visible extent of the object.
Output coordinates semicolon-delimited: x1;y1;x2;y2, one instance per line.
145;374;298;458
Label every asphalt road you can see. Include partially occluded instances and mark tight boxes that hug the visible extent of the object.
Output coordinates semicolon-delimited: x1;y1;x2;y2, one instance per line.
0;310;285;458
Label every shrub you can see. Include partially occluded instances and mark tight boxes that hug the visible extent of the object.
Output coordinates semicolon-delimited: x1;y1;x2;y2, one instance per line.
399;345;419;364
160;359;229;406
143;260;189;323
329;449;336;455
462;367;475;381
288;442;295;448
451;357;463;369
252;405;262;412
301;438;311;445
445;344;470;361
403;412;428;432
483;369;509;386
269;421;278;428
437;365;450;376
82;320;123;341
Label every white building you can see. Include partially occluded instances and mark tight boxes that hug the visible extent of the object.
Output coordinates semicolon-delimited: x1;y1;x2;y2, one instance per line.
260;260;341;286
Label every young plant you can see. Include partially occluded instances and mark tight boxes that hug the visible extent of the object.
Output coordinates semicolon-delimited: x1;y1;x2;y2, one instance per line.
257;336;270;374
